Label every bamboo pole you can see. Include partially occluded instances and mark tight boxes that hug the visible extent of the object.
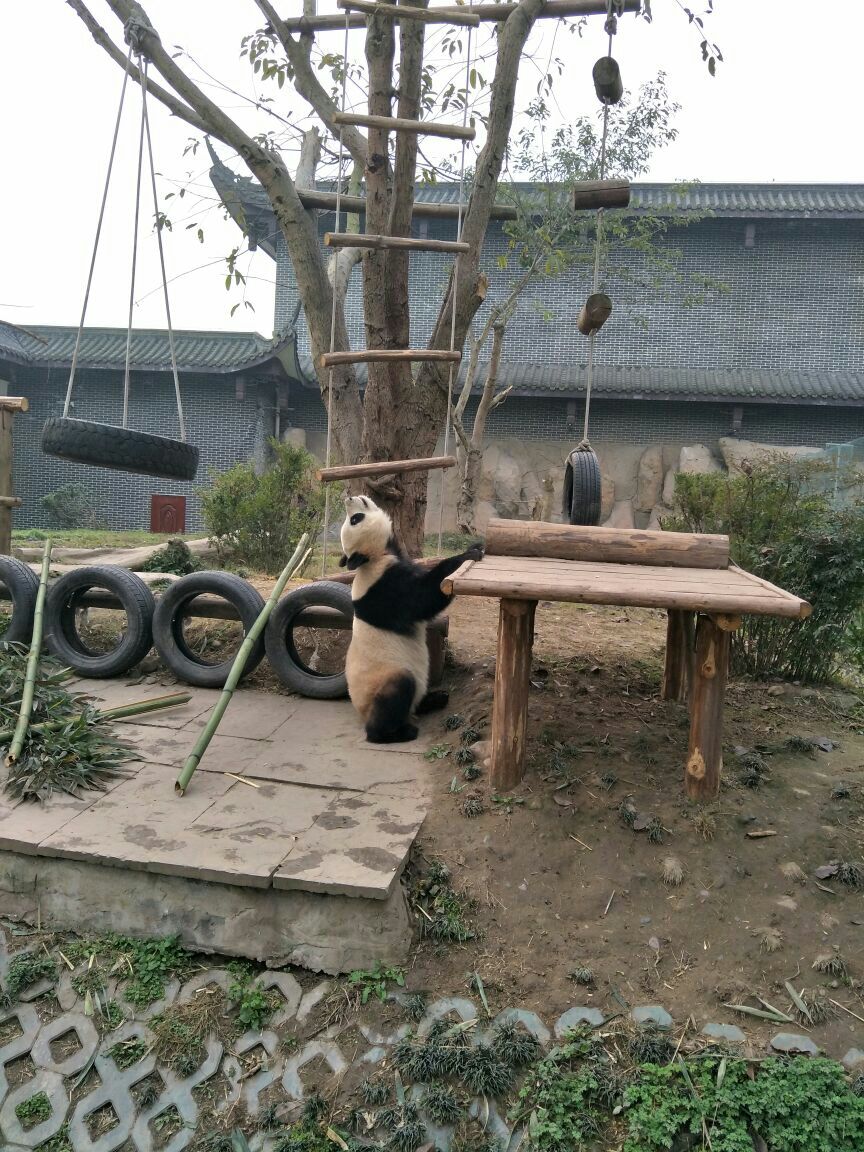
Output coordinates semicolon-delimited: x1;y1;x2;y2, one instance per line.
339;0;481;26
0;692;192;743
176;535;310;795
333;112;476;142
324;232;469;253
318;349;461;368
4;539;52;766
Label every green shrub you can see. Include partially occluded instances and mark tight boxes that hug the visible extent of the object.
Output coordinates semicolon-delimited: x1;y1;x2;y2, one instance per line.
198;440;325;574
139;539;202;576
40;484;97;529
671;459;864;682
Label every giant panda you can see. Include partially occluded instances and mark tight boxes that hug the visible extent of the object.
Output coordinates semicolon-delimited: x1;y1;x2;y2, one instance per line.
339;494;483;743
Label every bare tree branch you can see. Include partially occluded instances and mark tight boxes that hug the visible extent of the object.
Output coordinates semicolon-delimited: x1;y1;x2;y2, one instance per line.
254;0;369;169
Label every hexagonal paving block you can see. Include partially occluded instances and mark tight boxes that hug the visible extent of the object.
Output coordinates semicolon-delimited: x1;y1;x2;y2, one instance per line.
282;1040;347;1100
0;1069;68;1149
30;1012;99;1076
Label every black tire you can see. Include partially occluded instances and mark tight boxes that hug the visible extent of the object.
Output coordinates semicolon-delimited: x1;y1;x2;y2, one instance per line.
44;566;155;677
265;581;353;700
41;417;199;482
153;571;266;688
0;556;40;646
562;447;602;526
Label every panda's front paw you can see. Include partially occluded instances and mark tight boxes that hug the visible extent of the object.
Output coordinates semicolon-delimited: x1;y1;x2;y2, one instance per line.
464;540;484;563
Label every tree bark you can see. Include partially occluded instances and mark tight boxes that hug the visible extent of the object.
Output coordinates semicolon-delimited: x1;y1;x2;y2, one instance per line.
457;321;505;533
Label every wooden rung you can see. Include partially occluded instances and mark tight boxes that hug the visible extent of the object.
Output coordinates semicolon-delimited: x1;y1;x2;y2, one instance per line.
572;179;631;211
324;232;469;254
0;397;29;413
283;1;639;33
333;112;475;142
318;349;461;368
339;0;480;25
317;455;456;482
298;188;515;220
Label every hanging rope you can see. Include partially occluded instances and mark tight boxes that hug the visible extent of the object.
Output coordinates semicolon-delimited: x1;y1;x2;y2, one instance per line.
579;0;621;450
437;7;474;556
122;54;148;430
62;45;135;419
320;9;352;576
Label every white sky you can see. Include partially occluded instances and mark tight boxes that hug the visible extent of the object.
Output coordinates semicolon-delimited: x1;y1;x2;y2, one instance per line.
0;1;859;336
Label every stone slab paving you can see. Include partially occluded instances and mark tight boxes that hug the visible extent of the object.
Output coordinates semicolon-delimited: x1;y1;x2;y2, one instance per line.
0;930;860;1152
0;679;432;901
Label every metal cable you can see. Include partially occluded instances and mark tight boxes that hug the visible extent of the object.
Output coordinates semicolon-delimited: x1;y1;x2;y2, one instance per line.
63;45;135;419
320;9;352;576
141;59;187;441
437;6;474;554
122;53;148;430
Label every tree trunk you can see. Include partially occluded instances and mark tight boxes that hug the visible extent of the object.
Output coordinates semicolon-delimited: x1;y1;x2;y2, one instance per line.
458;447;483;535
456;321;505;536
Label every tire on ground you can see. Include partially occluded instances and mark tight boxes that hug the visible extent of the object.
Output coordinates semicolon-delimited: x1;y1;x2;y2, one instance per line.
0;556;40;646
44;565;155;677
265;581;353;700
153;571;266;689
562;447;602;526
41;417;199;482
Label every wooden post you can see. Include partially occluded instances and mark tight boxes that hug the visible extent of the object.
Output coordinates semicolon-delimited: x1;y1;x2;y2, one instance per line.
490;599;536;791
0;409;15;555
662;610;694;702
685;614;730;801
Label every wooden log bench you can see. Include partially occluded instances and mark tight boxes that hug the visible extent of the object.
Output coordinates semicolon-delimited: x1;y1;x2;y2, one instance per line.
442;519;811;800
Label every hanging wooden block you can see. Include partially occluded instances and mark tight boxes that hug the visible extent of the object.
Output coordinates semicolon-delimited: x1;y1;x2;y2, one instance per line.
592;56;623;104
577;293;612;335
571;179;630;211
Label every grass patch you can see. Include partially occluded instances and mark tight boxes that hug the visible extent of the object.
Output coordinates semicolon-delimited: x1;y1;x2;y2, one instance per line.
151;990;231;1074
2;952;56;1005
33;1125;73;1152
16;1090;51;1128
347;964;406;1006
107;1036;149;1070
227;970;281;1031
12;529;196;548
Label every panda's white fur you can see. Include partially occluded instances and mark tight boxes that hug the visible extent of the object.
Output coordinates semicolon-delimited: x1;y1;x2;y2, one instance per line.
339;494;481;743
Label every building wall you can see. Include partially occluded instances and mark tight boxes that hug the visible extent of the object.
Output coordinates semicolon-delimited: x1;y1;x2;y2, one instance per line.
11;366;276;533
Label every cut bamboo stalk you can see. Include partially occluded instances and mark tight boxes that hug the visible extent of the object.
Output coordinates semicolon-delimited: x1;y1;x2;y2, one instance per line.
0;692;192;743
4;539;52;767
592;56;623;104
333;112;476;141
317;455;456;482
324;231;469;253
577;292;613;335
283;1;640;32
298;188;516;221
572;179;631;211
339;0;480;25
176;535;310;795
0;397;29;412
318;348;461;368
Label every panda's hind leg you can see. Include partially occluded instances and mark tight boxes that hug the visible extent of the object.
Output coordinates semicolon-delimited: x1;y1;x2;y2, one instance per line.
416;689;450;715
365;673;419;744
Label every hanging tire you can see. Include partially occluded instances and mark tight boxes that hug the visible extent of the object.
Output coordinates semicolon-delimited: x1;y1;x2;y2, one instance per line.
0;556;40;646
41;417;199;482
44;566;155;677
562;447;603;526
153;571;266;688
265;581;353;700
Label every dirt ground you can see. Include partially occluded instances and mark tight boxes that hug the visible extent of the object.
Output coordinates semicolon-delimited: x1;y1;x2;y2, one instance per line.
68;581;864;1056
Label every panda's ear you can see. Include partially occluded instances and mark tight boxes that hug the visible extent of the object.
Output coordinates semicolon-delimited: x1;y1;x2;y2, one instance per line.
345;552;369;570
338;553;348;568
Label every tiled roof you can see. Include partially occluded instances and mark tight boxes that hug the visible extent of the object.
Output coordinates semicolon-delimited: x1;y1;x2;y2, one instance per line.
489;363;864;403
1;324;295;374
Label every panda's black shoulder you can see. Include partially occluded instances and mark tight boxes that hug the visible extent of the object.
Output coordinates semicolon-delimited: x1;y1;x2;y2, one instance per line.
352;551;424;635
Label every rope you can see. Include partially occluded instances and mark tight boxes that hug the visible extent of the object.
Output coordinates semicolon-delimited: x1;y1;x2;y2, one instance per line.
141;59;187;441
320;9;352;576
437;6;474;555
580;0;619;450
63;45;135;419
122;54;148;430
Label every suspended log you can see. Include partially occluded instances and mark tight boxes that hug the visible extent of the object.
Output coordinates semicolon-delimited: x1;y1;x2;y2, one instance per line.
334;112;475;141
324;232;469;253
339;0;480;25
572;179;631;211
685;614;730;801
318;348;461;368
592;56;623;104
577;292;613;335
0;496;22;508
317;455;456;482
484;518;731;569
283;1;640;32
0;397;29;413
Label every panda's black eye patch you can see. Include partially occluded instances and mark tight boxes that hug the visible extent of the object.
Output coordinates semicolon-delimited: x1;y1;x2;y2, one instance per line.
350;512;365;526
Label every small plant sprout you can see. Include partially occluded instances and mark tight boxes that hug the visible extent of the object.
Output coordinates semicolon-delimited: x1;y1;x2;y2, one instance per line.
836;861;864;888
599;771;618;791
462;796;485;818
404;993;427;1022
830;782;851;800
489;1022;541;1068
618;799;637;826
362;1078;390;1107
812;950;848;979
455;746;475;767
797;989;835;1026
461;725;483;746
569;966;595;987
661;856;685;886
348;964;406;1005
759;927;783;954
462;762;483;781
445;714;465;731
421;1083;463;1125
780;861;807;884
425;744;451;762
646;816;665;844
785;735;814;755
692;810;716;841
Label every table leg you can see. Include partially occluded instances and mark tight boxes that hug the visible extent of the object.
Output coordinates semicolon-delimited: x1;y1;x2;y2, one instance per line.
662;609;694;702
685;614;730;801
490;598;536;791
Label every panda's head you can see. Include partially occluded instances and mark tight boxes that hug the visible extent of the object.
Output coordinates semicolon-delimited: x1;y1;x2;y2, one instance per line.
339;494;392;569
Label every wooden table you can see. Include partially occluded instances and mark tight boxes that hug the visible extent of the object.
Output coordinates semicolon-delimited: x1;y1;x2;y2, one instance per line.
442;521;811;800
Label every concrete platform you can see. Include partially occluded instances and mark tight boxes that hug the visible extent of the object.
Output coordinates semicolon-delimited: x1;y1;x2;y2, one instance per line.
0;680;437;973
